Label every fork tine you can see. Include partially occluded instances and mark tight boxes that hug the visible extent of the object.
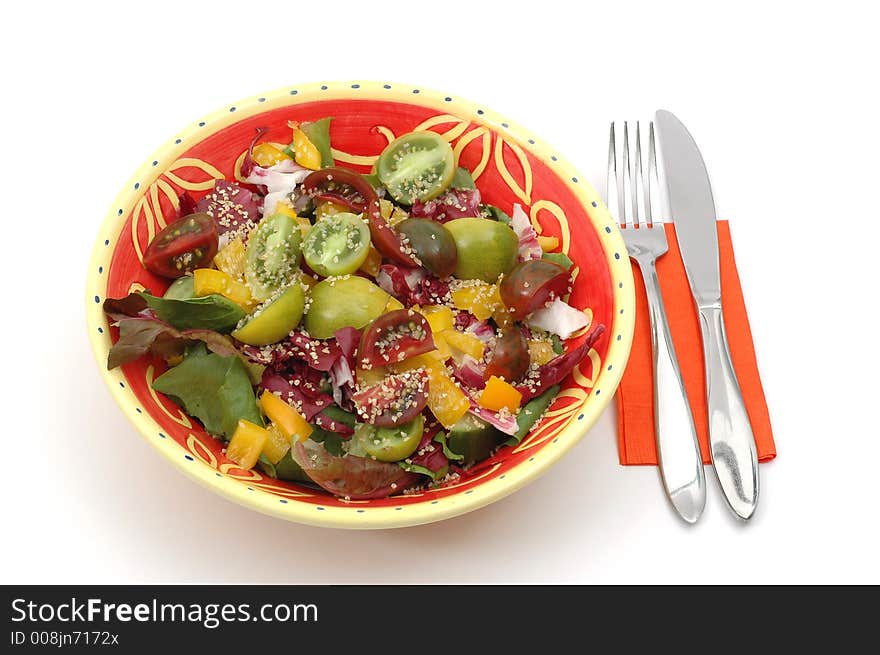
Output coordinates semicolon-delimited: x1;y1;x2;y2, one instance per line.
634;121;648;228
607;122;621;223
647;121;662;224
621;122;636;228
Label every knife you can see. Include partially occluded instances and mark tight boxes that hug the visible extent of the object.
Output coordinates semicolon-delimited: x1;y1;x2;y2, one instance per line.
654;110;760;520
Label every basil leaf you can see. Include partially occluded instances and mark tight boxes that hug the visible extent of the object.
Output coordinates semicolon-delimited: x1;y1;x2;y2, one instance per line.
308;427;348;457
482;204;511;224
272;449;312;482
542;252;574;270
398;461;440;480
505;385;560;446
319;405;357;429
433;431;463;461
451;166;476;189
551;334;564;355
152;344;262;440
139;292;245;333
301;117;334;168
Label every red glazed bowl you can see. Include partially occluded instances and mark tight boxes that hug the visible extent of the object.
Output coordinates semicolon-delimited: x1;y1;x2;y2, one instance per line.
86;82;635;528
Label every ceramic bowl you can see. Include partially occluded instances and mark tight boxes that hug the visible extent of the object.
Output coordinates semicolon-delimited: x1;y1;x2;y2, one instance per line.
86;81;635;528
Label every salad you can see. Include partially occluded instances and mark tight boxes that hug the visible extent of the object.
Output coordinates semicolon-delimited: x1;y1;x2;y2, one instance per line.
103;118;605;499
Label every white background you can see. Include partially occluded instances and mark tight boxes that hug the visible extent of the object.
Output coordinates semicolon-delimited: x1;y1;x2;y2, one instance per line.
2;0;878;584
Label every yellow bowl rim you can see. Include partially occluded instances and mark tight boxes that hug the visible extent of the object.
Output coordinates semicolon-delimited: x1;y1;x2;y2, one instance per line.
85;80;635;529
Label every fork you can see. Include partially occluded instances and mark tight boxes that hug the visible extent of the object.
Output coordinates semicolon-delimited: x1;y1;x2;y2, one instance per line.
608;121;707;523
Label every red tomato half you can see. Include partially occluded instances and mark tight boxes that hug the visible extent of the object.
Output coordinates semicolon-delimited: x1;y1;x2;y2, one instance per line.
142;212;219;279
351;369;430;427
499;259;570;317
485;325;529;382
358;309;435;368
302;167;418;267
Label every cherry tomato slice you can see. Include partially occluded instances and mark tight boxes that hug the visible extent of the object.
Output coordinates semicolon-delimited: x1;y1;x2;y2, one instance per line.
302;167;418;267
143;212;218;279
351;369;430;427
485;325;529;382
358;309;435;368
396;218;458;278
499;259;570;317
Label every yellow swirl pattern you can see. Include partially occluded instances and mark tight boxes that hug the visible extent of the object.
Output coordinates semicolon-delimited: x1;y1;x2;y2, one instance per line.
145;365;192;428
154;179;180;229
494;137;533;205
219;463;263;480
413;114;470;142
252;482;314;498
127;282;146;294
453;127;492;181
571;348;602;388
530;200;570;254
164;158;224;191
186;433;218;468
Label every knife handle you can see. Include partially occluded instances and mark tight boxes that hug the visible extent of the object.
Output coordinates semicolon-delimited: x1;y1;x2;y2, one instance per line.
640;261;706;523
698;304;760;519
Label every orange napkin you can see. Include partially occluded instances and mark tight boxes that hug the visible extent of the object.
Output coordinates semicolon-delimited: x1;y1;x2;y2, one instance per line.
616;221;775;465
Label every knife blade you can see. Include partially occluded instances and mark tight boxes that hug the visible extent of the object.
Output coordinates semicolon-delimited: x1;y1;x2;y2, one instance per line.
654;110;760;520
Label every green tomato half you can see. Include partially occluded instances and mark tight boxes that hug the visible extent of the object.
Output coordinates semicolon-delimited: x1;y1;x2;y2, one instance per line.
232;284;305;346
304;276;392;339
444;218;519;282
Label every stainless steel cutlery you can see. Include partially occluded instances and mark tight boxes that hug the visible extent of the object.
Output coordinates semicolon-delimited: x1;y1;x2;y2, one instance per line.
654;110;760;520
608;120;707;524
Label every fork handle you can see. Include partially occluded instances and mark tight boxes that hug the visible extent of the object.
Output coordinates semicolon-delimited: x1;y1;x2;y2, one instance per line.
639;260;706;523
697;304;760;520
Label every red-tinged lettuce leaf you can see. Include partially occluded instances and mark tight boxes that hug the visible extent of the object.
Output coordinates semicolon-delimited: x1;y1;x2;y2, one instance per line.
516;324;606;402
178;190;198;218
260;369;334;422
510;203;542;262
401;430;449;481
288;331;342;372
197;179;262;238
450;356;487;391
292;440;419;499
411;188;481;223
466;400;518;435
105;314;264;382
240;127;268;179
376;264;450;306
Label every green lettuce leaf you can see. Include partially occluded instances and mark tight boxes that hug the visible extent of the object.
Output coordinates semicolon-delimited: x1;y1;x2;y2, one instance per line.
139;292;245;333
433;431;463;461
152;344;262;440
451;166;476;189
542;252;574;270
505;385;560;446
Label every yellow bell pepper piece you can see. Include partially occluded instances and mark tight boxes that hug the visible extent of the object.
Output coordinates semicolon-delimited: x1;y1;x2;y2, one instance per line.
226;419;269;469
359;245;383;277
252;142;292;167
273;202;312;238
193;268;255;309
428;332;452;362
394;355;470;428
538;235;560;252
451;283;502;321
443;329;485;361
261;423;291;464
528;339;556;366
418;305;455;334
213;238;247;280
292;127;321;170
384;296;404;312
260;391;313;442
379;198;409;226
479;376;523;413
315;200;349;221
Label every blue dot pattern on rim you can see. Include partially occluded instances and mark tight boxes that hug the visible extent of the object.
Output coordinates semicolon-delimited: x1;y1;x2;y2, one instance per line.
258;97;266;102
133;182;140;190
578;414;585;420
289;90;298;95
351;84;360;89
551;156;558;161
614;253;621;259
199;121;206;126
316;507;325;511
97;327;103;334
384;84;391;89
104;239;109;246
158;433;166;439
174;138;181;144
280;499;288;504
94;295;100;303
444;96;452;101
502;122;509;128
605;226;612;233
592;201;598;207
98;266;103;274
477;109;484;115
229;106;236;112
572;177;579;183
412;89;420;94
184;455;193;461
321;85;328;90
152;160;158;167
